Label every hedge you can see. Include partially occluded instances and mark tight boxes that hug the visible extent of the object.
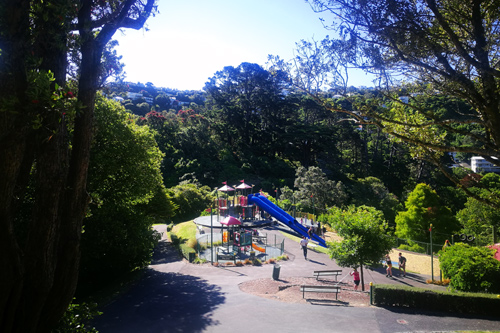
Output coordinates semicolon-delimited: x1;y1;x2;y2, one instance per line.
372;284;500;317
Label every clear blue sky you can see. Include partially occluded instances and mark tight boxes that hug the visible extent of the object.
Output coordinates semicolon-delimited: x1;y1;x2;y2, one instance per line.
114;0;373;91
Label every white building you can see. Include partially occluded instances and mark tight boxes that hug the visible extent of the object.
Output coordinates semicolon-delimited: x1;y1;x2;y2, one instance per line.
471;156;500;173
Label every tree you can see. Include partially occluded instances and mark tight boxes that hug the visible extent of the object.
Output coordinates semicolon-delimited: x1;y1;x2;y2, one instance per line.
325;205;395;291
276;0;500;207
79;96;171;294
204;62;293;159
350;176;401;224
457;173;500;245
0;1;156;331
395;183;460;250
167;183;213;223
294;166;348;212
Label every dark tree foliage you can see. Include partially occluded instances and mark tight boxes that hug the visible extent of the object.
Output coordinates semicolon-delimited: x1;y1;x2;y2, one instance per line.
204;62;294;159
302;0;500;207
0;1;156;331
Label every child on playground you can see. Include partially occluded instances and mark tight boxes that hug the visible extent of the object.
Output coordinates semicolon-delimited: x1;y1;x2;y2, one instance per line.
350;267;360;290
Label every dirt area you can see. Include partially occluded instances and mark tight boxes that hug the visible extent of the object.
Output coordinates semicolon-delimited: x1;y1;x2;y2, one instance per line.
239;231;440;306
239;277;370;306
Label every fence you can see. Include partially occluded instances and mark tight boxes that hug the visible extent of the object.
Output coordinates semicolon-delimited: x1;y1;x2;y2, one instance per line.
195;231;285;261
394;237;444;256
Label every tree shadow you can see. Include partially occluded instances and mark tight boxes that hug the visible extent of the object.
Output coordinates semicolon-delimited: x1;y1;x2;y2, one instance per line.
93;268;226;332
306;298;349;306
150;239;180;265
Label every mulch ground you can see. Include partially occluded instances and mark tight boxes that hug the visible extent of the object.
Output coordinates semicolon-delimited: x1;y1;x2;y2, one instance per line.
239;277;370;306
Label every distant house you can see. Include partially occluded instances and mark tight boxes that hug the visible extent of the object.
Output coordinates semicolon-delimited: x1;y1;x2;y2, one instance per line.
471;156;500;173
126;92;153;105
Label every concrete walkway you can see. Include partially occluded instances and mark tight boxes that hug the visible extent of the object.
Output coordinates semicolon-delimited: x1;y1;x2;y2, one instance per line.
93;225;500;333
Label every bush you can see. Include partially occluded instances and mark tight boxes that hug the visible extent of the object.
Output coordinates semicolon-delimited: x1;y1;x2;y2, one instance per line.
372;284;500;317
439;243;500;293
167;183;213;223
399;242;425;254
186;238;198;249
52;301;101;333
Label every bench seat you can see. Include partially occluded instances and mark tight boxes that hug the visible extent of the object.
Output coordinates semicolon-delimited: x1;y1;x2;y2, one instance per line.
300;285;341;299
313;269;343;281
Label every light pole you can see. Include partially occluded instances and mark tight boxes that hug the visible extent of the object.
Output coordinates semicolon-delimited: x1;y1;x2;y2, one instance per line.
210;202;213;265
430;223;434;281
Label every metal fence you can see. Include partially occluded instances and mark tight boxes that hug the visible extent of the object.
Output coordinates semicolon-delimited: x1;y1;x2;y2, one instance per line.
195;231;285;261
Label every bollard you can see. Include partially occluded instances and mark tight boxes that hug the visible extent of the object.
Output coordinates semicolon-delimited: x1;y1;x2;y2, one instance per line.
369;282;373;305
272;264;281;280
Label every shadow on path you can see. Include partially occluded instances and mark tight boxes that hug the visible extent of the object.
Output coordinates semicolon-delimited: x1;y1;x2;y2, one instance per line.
94;241;226;333
150;240;180;265
94;269;226;333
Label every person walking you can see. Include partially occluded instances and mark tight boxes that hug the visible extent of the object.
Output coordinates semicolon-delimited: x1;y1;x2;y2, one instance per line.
398;252;407;277
385;254;393;277
300;236;309;260
350;267;361;290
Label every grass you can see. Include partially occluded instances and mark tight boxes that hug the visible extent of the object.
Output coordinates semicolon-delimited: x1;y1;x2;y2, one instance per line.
170;221;197;241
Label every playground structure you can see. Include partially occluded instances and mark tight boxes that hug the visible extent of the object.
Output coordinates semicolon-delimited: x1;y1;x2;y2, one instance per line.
247;193;327;248
195;181;327;262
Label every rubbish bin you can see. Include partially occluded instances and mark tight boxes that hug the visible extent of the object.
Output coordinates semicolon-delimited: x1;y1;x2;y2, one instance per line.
272;264;281;280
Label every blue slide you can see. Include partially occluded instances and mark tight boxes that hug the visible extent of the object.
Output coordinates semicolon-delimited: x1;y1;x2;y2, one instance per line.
248;193;327;248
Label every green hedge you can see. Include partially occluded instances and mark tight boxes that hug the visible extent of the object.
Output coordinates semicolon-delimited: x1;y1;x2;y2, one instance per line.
372;284;500;317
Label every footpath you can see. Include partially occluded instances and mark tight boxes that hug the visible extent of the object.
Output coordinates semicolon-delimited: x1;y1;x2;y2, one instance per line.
93;225;500;333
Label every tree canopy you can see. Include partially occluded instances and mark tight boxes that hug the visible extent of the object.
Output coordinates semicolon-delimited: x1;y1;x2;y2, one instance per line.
395;183;460;249
324;205;395;291
266;0;500;207
0;1;156;331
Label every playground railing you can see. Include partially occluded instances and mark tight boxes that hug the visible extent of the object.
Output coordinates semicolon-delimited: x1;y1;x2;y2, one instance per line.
196;232;285;256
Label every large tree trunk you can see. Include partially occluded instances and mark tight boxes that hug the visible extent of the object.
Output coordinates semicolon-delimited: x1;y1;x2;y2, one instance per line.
1;0;155;330
360;263;365;292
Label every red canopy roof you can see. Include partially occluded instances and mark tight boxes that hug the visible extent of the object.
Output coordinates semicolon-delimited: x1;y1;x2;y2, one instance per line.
221;216;241;226
218;185;234;192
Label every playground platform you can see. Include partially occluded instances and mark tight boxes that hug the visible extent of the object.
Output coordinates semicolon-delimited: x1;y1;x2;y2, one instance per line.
193;215;275;229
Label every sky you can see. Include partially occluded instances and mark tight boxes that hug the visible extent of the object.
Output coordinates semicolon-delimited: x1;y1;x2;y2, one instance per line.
113;0;373;91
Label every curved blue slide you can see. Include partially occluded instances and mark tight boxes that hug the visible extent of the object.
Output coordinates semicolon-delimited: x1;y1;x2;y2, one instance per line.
248;193;327;248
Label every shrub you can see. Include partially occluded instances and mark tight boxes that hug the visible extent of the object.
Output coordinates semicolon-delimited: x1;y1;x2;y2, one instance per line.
439;243;500;293
372;284;500;317
276;254;289;261
53;301;101;333
186;238;198;249
427;279;450;286
193;257;207;264
399;242;425;254
251;258;262;266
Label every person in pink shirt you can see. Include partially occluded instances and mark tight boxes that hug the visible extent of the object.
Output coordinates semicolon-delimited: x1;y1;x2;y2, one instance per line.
350;267;360;290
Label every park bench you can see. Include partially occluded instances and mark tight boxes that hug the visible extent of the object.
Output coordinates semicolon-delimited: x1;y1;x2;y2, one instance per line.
313;269;343;281
300;285;341;300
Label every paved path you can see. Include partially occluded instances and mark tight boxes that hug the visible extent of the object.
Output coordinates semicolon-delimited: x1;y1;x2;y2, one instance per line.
93;226;500;333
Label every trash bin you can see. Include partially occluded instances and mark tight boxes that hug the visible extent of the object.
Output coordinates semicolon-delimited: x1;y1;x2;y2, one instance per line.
272;264;281;280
